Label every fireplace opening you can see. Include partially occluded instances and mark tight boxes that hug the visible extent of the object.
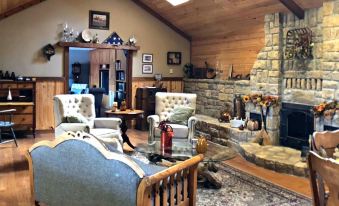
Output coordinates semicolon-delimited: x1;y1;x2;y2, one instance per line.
280;103;314;150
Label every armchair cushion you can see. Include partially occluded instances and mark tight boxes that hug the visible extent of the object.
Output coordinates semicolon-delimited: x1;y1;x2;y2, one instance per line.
154;124;188;139
168;106;194;126
63;113;89;124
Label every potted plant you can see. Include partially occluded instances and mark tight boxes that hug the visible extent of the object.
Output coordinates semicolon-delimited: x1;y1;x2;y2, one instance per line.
183;63;193;78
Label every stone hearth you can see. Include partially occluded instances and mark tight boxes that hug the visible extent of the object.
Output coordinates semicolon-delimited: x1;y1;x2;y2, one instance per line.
239;143;308;177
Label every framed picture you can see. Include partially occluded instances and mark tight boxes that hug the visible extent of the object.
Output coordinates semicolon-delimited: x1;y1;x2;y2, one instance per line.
142;64;153;74
167;52;182;65
142;53;153;63
89;10;110;30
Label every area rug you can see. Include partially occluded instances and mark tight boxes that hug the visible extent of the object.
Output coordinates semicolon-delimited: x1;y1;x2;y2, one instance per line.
197;162;312;206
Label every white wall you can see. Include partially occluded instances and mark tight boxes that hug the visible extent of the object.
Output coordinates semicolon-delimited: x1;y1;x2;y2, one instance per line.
0;0;190;77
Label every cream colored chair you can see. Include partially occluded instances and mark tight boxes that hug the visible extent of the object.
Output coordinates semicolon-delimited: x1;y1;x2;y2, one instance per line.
54;94;123;151
147;92;197;144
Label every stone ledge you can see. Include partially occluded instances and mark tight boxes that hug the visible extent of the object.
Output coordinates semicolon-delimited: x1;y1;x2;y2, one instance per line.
195;114;259;145
184;78;250;85
239;143;308;177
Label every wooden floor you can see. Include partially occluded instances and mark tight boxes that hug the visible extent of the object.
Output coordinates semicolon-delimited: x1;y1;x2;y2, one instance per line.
0;130;311;206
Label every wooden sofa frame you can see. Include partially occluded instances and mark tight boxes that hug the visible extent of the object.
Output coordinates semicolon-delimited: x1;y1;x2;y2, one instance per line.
26;134;203;206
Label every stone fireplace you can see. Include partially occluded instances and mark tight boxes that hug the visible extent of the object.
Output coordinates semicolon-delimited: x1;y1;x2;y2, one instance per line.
185;0;339;149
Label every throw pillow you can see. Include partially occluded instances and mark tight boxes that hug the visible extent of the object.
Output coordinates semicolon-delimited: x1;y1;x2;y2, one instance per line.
168;106;194;126
63;113;88;124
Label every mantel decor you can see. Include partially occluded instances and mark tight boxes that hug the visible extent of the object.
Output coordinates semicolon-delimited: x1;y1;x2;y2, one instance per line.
313;100;338;118
89;10;110;30
242;94;279;107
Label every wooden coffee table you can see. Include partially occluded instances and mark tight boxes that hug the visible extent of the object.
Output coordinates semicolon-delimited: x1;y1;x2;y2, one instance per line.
105;109;144;149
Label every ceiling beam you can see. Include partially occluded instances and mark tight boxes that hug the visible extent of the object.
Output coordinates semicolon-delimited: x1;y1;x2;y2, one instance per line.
278;0;305;19
131;0;191;41
0;0;46;21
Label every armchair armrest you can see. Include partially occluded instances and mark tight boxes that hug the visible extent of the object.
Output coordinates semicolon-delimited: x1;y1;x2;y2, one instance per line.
147;115;160;144
94;118;122;130
188;116;198;142
188;116;198;128
55;123;90;137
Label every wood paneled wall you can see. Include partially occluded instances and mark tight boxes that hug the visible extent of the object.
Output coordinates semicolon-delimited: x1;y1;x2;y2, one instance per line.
131;78;183;108
35;78;65;130
191;23;265;79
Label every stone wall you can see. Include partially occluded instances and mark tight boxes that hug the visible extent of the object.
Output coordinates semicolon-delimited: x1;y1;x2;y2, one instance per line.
184;79;250;118
184;0;339;146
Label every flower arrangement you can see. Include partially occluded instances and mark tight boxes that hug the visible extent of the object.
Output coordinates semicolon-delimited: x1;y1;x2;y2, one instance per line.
313;100;338;118
242;94;279;107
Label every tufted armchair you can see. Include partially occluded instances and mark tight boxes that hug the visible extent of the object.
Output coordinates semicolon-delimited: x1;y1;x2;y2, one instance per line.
54;94;123;151
147;92;198;144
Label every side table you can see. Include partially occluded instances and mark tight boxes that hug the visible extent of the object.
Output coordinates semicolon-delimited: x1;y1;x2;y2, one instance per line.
105;109;144;149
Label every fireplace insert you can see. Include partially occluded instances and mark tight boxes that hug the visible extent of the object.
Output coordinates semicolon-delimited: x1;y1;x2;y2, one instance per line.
280;103;314;150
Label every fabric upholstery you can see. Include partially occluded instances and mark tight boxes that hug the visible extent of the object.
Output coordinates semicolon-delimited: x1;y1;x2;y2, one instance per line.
54;94;123;149
30;138;166;206
155;92;196;122
147;92;198;143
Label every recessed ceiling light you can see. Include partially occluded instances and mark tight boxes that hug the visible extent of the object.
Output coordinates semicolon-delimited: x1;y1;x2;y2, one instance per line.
166;0;189;6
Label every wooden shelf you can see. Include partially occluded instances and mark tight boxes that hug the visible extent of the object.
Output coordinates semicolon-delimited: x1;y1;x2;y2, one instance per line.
58;42;140;51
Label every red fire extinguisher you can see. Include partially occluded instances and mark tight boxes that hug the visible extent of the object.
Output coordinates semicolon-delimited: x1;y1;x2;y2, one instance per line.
161;125;173;151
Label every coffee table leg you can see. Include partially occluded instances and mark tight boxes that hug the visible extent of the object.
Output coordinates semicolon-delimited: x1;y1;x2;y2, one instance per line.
120;118;135;149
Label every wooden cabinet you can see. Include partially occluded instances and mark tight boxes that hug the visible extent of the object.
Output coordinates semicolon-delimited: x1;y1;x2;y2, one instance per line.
35;78;65;130
135;87;167;130
90;49;133;108
0;81;36;137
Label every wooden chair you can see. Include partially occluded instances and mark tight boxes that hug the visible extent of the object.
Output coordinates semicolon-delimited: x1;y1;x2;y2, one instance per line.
312;130;339;157
0;109;17;147
308;151;339;206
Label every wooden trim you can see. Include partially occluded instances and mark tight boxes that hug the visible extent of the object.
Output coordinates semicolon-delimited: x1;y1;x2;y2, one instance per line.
25;152;35;204
28;132;146;177
58;42;140;51
278;0;304;19
132;77;183;81
131;0;191;41
64;47;70;92
0;0;46;21
34;77;66;82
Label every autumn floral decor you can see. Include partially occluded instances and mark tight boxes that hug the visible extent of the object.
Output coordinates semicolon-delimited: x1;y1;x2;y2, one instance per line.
313;100;338;118
242;94;279;107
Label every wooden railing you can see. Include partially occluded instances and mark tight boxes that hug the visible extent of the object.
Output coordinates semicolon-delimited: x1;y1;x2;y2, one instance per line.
137;154;203;206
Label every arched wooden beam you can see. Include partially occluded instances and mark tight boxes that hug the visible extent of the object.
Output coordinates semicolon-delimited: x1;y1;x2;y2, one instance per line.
0;0;46;21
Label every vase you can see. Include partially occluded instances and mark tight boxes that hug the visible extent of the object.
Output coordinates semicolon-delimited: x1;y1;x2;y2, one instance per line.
7;88;12;101
120;100;127;111
196;136;208;154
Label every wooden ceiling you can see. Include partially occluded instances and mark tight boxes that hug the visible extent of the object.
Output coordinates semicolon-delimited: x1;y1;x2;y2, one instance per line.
138;0;323;40
0;0;45;21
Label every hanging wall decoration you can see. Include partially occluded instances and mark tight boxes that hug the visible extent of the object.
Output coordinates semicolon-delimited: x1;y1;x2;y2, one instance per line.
285;27;314;60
